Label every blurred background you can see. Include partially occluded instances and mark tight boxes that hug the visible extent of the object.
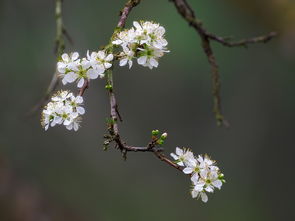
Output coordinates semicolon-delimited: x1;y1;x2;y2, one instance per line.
0;0;294;220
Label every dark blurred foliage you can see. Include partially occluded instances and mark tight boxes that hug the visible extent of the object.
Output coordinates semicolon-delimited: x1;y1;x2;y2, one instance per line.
0;0;294;220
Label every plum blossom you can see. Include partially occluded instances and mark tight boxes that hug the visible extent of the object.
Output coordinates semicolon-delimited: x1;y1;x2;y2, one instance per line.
57;50;113;88
170;147;225;203
112;20;169;69
41;90;85;131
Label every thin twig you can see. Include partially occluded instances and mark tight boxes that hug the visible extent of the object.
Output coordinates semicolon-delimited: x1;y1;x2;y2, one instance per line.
78;79;89;96
170;0;276;126
29;0;72;115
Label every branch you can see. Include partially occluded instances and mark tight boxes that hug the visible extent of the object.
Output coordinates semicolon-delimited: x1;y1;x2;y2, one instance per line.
170;0;276;126
29;0;72;115
97;0;182;172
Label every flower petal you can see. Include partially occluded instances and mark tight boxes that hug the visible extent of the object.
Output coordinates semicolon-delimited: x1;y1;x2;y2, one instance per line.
200;192;208;203
137;56;147;65
77;106;85;115
77;78;85;88
183;167;193;174
119;58;128;67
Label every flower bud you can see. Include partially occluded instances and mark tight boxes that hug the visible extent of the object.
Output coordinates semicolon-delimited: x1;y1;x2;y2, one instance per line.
152;129;160;136
160;132;168;139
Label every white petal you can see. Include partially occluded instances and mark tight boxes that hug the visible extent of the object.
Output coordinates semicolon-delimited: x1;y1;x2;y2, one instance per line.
205;186;214;193
170;153;179;160
73;122;79;131
128;60;133;69
61;53;69;62
112;39;123;45
149;58;159;67
76;106;85;115
137;56;147;65
183;167;193;174
63;119;71;126
200;192;208;203
62;78;68;85
66;124;73;130
87;69;99;80
133;21;141;30
105;54;113;61
77;78;85;88
64;72;78;83
191;189;199;198
212;180;222;189
71;52;79;60
191;173;199;184
176;161;184;166
104;62;112;69
97;51;105;59
119;58;128;66
175;147;183;156
76;96;83;103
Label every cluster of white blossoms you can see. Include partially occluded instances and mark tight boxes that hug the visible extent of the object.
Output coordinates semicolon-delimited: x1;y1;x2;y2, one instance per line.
112;21;169;69
171;147;225;203
41;91;85;131
57;51;113;88
42;20;169;132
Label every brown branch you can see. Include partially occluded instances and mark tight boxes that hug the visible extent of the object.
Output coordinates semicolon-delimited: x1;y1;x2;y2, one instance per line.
170;0;276;126
98;0;183;172
78;79;89;96
208;32;277;47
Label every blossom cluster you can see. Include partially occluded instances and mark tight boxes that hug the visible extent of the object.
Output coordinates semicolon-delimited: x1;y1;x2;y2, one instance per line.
42;20;169;132
57;51;113;88
41;91;85;131
171;147;225;203
112;21;169;69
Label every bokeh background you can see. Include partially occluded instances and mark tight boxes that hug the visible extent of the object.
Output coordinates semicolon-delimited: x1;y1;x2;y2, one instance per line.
0;0;294;220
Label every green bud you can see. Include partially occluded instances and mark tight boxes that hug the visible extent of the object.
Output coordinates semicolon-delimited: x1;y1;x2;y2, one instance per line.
105;84;113;90
157;139;164;145
152;130;160;136
160;132;168;140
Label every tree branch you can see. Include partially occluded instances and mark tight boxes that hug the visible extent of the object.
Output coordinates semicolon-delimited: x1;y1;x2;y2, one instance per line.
96;0;182;171
29;0;72;115
170;0;276;126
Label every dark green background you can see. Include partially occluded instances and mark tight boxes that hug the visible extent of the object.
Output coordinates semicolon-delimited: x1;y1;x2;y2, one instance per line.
0;0;294;220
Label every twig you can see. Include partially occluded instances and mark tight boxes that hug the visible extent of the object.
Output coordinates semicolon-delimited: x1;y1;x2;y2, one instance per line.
170;0;276;126
29;0;71;115
78;79;89;96
98;0;182;171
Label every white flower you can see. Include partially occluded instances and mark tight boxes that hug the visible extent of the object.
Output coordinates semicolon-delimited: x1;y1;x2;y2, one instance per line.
41;90;85;131
170;148;225;203
182;159;199;174
112;20;169;70
191;189;208;203
112;28;136;46
170;147;194;167
57;52;80;85
96;50;114;70
57;50;113;88
137;47;168;69
119;47;134;69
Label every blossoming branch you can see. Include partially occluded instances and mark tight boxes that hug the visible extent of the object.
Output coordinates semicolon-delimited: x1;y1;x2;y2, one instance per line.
36;0;276;204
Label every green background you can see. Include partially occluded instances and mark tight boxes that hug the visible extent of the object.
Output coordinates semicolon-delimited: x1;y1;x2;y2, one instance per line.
0;0;294;220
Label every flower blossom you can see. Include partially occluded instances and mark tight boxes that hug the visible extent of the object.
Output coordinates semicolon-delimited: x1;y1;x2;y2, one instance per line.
41;90;85;131
112;20;169;69
170;147;225;203
57;50;113;88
